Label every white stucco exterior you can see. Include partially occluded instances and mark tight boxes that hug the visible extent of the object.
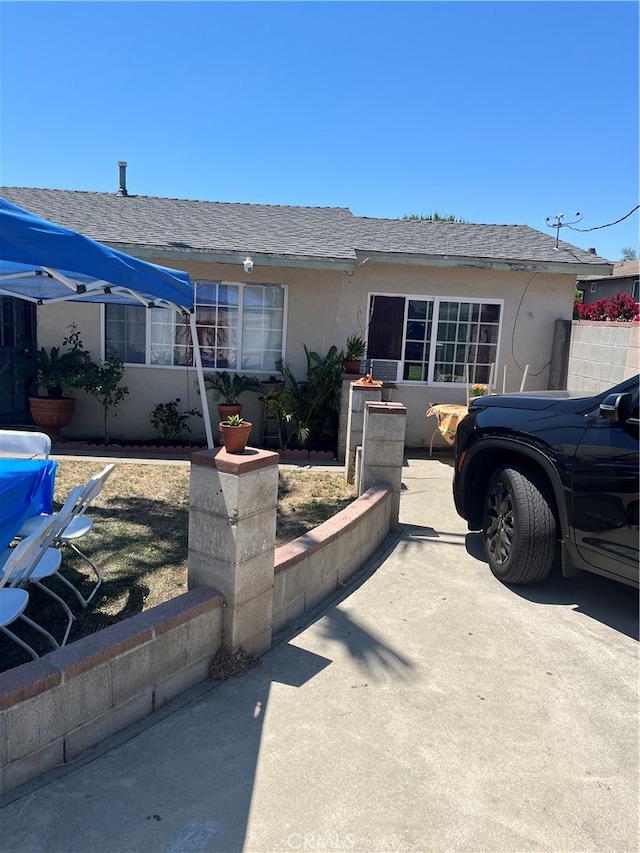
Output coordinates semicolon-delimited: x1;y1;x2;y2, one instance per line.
35;256;577;449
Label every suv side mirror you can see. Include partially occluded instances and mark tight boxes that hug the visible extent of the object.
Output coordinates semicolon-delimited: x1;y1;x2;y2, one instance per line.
599;392;633;423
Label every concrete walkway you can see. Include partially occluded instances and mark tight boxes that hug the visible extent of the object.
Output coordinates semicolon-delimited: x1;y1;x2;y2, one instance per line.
1;455;638;853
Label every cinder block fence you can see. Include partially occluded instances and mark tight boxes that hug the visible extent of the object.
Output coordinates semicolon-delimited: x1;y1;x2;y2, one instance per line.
0;395;406;796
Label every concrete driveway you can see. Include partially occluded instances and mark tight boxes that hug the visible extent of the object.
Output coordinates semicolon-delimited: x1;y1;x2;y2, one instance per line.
1;454;637;852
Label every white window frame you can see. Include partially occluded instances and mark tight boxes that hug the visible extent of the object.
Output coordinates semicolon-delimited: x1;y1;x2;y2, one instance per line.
102;281;288;372
366;292;504;389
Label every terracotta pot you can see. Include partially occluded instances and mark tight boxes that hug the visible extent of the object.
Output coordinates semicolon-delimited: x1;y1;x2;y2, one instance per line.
217;403;242;423
28;396;76;442
344;360;362;375
219;421;252;454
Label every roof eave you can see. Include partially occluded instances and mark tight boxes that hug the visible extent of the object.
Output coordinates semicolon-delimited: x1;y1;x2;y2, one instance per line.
355;250;614;276
108;243;357;272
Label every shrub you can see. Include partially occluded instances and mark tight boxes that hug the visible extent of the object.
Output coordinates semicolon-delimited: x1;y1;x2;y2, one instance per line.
151;398;201;441
573;292;639;322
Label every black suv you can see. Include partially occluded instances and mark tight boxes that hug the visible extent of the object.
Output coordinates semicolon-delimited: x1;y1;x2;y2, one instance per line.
453;375;639;588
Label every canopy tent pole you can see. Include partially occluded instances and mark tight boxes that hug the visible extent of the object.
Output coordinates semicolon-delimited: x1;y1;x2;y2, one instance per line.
190;311;214;449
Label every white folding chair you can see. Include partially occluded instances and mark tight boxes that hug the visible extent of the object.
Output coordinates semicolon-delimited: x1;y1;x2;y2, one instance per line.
0;429;51;459
1;487;89;647
0;514;68;658
17;464;116;607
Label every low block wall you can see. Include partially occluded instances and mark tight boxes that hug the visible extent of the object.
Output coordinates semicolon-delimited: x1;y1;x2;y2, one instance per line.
0;587;224;796
0;479;395;797
273;482;393;632
567;321;639;393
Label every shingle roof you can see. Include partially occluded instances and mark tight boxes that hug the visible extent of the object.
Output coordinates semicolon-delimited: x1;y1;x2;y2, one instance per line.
577;259;639;282
0;188;357;262
0;186;610;269
350;216;604;265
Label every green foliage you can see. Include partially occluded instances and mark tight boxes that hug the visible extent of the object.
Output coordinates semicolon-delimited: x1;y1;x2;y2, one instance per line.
20;324;129;443
203;370;261;404
19;323;92;398
273;344;345;450
263;387;297;451
151;399;201;441
222;414;245;426
81;355;129;445
344;334;366;360
402;211;465;222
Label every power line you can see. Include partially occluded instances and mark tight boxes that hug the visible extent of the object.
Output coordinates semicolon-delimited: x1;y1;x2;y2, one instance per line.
565;205;639;232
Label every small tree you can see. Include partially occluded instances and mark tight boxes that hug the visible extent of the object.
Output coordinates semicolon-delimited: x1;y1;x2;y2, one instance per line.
621;247;638;261
81;356;129;444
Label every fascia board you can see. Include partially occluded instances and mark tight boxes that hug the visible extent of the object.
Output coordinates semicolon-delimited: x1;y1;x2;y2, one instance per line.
109;243;356;272
355;251;614;277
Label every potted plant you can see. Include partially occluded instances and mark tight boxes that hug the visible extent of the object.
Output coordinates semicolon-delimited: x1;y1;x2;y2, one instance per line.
203;370;261;421
343;334;366;374
19;324;93;441
259;374;286;394
219;414;253;454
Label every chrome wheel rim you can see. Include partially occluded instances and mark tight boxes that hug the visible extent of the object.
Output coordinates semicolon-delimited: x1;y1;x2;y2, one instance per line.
485;480;514;566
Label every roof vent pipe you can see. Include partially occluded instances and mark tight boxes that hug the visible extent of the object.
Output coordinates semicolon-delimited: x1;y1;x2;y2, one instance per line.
117;161;128;196
588;247;596;254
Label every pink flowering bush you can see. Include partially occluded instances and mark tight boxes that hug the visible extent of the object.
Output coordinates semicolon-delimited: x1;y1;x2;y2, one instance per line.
574;292;639;322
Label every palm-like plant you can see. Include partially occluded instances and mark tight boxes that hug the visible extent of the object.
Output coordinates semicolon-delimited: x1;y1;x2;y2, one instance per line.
203;371;261;404
19;324;92;398
276;345;344;449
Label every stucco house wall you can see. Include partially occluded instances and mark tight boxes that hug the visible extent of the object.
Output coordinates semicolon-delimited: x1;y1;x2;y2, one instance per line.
36;259;575;449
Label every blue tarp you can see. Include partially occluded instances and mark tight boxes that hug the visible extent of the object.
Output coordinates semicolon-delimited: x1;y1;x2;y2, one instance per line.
0;198;193;311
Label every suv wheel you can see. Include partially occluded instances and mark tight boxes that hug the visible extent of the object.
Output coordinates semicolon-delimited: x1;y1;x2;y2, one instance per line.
483;465;557;584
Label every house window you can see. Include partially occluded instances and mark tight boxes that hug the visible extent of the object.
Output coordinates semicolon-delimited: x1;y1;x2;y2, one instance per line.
105;281;285;372
633;280;639;301
105;305;146;364
367;293;502;386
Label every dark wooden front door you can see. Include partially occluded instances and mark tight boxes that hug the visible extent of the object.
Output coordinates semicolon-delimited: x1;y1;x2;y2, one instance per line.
0;298;37;424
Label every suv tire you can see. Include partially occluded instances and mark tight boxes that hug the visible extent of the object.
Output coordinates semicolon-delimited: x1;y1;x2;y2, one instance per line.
483;465;557;584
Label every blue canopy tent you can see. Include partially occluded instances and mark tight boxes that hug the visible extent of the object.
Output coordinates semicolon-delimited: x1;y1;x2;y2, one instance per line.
0;197;214;447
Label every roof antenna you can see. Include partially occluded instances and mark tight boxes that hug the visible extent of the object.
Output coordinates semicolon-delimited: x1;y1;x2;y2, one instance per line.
117;161;128;197
545;212;581;248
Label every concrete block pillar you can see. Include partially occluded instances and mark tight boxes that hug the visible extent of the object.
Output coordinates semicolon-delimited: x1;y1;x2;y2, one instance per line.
188;447;279;656
548;318;571;390
345;382;383;483
337;375;352;463
360;401;407;529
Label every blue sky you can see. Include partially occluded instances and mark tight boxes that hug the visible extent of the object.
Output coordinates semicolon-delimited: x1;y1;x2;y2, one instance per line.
1;1;638;262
